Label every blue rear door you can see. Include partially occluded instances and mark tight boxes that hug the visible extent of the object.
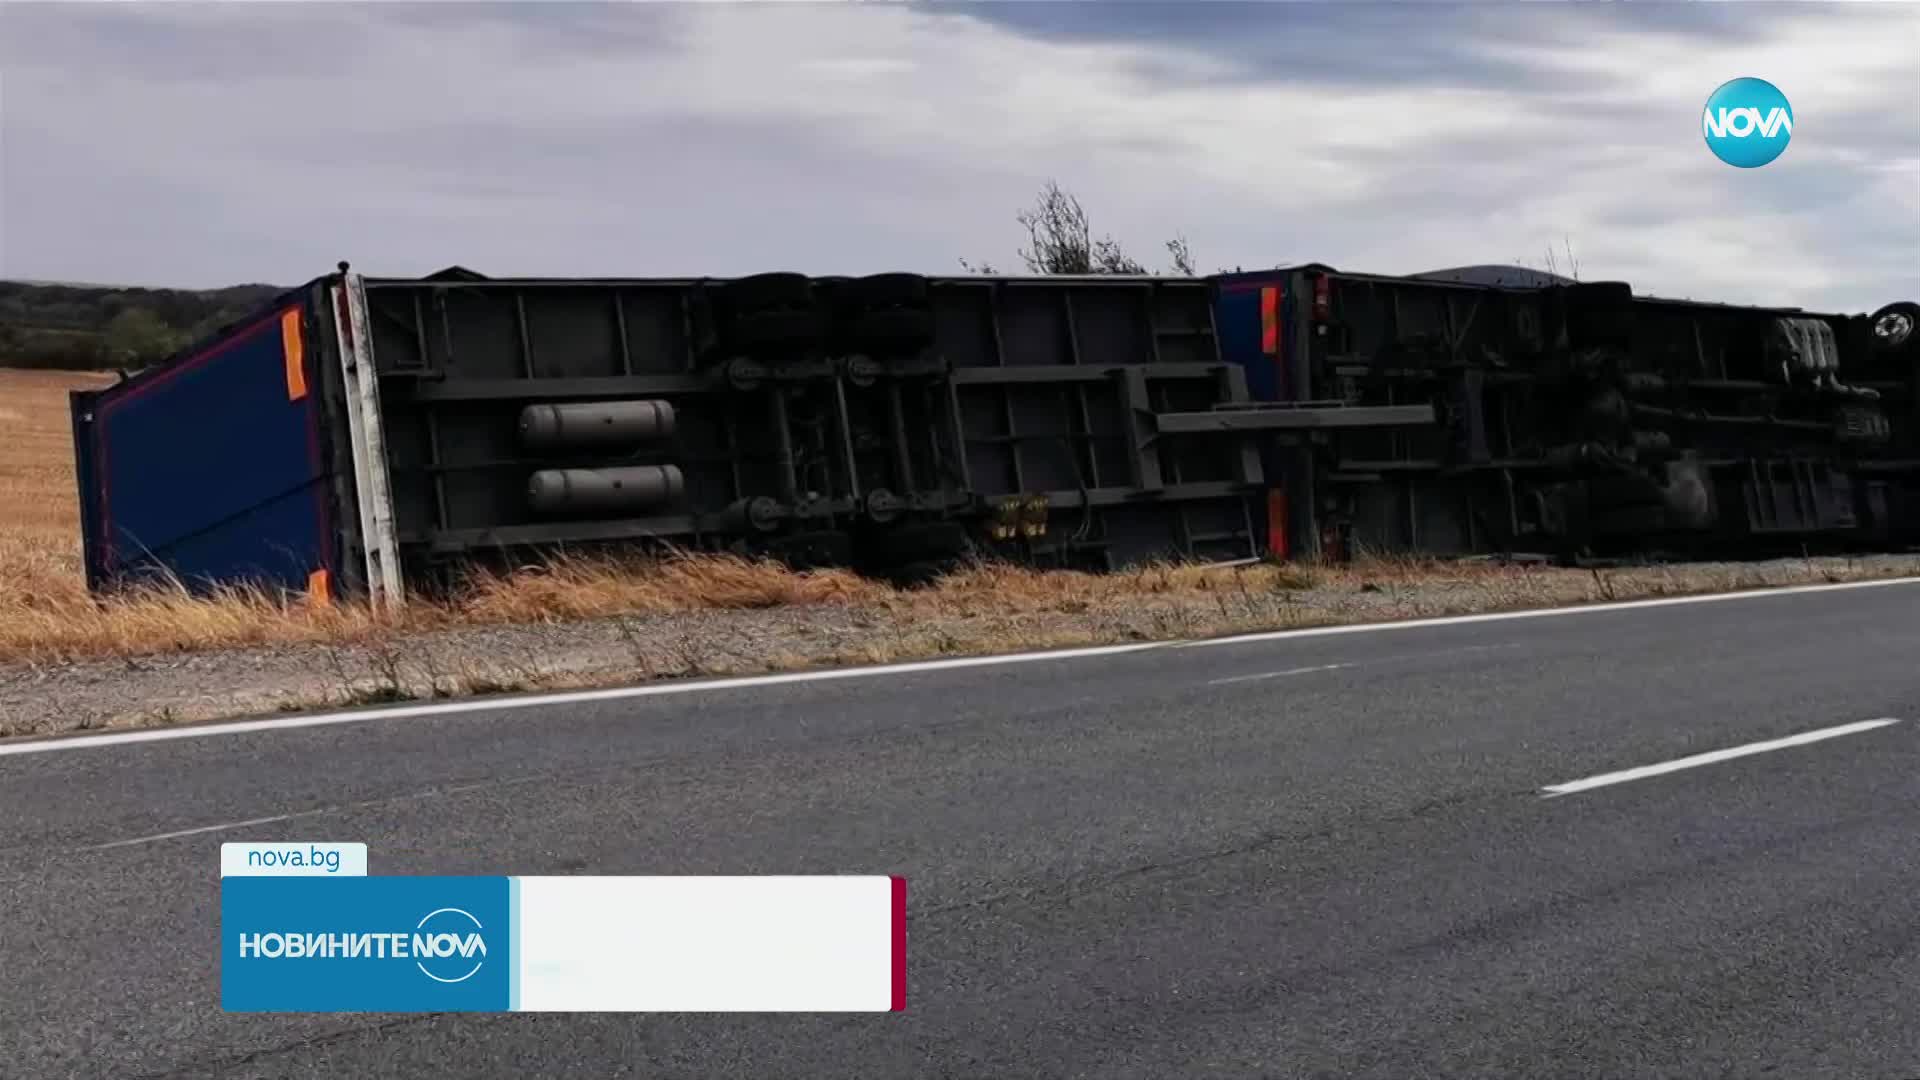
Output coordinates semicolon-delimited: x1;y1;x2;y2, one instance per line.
79;301;336;596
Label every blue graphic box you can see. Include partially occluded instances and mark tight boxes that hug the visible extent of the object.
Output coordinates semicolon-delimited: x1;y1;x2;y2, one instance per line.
222;876;513;1012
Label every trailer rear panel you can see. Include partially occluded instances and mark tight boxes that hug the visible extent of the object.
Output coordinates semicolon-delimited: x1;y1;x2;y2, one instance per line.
72;297;341;598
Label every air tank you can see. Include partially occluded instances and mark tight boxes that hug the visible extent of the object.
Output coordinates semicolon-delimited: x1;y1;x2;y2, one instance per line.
527;465;685;516
519;400;676;451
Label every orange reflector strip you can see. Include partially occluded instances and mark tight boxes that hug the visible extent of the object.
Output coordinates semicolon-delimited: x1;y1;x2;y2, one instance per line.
1258;286;1279;356
282;309;307;401
306;568;332;607
1266;486;1289;560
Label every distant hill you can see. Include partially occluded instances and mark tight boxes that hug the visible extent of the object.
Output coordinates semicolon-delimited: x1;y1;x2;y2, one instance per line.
0;279;288;371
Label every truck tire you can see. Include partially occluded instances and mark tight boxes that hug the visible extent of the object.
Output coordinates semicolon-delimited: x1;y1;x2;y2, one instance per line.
838;273;935;351
1564;282;1635;350
843;273;930;306
1870;301;1919;357
722;273;822;351
730;311;824;351
722;272;814;311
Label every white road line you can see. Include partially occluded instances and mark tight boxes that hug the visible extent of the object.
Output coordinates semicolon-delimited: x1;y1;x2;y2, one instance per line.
1177;576;1920;650
1;575;1913;760
0;642;1168;761
80;778;540;850
1207;642;1520;686
1540;717;1905;797
1209;663;1353;686
87;812;301;850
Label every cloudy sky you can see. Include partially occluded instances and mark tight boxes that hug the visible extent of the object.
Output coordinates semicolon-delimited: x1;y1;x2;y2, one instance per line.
2;2;1915;312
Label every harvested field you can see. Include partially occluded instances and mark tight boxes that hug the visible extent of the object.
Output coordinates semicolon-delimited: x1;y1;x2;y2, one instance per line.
0;367;115;623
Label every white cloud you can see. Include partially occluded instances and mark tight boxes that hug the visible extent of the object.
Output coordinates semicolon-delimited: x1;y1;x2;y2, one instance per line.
0;3;1914;312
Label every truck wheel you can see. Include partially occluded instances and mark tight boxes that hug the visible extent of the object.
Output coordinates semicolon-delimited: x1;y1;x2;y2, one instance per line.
843;273;930;306
730;310;824;350
837;274;935;351
722;273;822;351
723;272;814;311
1564;282;1635;349
1870;301;1919;356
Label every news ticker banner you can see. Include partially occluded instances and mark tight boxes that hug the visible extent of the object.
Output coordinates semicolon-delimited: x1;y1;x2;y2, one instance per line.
220;843;905;1013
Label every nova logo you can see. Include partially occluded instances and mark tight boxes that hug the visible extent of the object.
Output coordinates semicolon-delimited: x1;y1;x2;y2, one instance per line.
1702;77;1793;168
233;907;488;984
413;907;489;984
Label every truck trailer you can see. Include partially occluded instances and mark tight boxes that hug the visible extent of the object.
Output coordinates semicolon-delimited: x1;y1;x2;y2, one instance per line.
1216;265;1920;562
69;262;1919;606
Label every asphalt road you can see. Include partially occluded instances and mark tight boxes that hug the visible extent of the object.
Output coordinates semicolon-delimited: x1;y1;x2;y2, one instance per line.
3;582;1919;1079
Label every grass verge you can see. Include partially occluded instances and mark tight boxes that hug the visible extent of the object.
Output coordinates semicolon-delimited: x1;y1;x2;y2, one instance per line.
7;548;1917;667
4;550;1917;739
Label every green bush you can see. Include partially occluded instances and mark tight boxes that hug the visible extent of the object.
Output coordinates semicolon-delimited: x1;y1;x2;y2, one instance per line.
0;280;283;370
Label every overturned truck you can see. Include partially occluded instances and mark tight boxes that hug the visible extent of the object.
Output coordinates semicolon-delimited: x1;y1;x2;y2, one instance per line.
1219;265;1920;563
70;262;1919;605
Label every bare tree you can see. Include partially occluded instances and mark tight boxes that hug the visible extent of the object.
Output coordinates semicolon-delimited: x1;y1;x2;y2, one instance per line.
1016;180;1097;274
1090;236;1149;275
1165;235;1197;276
1530;235;1584;283
963;180;1196;276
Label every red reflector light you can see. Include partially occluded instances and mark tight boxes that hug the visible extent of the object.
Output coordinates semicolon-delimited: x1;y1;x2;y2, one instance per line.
1312;275;1332;321
1259;287;1280;355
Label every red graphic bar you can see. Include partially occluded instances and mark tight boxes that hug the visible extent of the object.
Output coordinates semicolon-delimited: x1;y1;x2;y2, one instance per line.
890;876;908;1011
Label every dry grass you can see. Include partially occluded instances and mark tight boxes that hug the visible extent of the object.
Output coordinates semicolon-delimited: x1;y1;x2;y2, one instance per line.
0;368;116;634
6;539;1911;669
3;365;1917;671
454;551;888;622
0;550;898;664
